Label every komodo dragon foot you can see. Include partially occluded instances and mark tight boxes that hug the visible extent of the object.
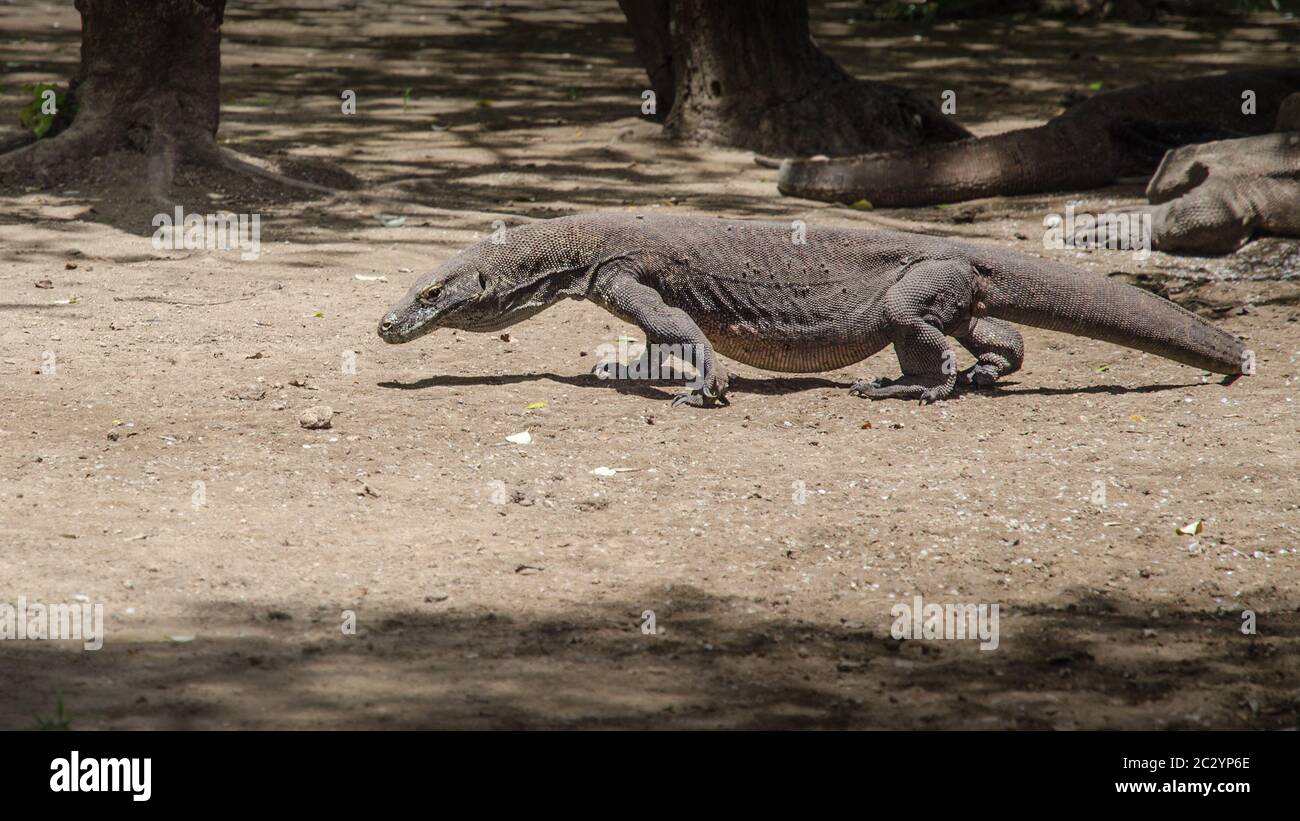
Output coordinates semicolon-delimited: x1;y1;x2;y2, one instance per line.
848;376;955;404
671;386;731;408
956;363;1001;388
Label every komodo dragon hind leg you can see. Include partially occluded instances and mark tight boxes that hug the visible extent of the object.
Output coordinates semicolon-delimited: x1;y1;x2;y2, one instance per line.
953;317;1024;389
849;259;973;403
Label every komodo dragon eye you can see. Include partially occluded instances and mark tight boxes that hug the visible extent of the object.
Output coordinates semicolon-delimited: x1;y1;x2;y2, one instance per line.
417;284;442;305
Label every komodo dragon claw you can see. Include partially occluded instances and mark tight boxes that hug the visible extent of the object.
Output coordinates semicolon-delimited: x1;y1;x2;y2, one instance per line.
671;388;730;408
956;364;1000;388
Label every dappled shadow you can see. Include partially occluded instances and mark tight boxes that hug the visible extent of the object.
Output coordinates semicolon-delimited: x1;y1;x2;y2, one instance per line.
2;586;1294;729
5;0;1296;248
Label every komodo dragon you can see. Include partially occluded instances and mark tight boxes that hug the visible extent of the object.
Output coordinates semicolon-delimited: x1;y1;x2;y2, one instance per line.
777;69;1300;208
1076;93;1300;255
378;214;1248;407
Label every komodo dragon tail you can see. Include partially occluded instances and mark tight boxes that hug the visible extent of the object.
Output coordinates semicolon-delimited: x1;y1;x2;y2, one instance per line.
977;255;1247;377
777;123;1117;208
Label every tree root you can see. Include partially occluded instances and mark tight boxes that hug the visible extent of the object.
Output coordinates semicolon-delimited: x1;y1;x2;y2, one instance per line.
0;123;355;207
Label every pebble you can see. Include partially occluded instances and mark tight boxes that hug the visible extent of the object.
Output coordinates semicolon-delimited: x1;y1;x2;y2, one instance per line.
298;405;333;430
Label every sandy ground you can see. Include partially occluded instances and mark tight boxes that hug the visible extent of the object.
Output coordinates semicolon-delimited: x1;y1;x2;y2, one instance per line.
1;1;1298;729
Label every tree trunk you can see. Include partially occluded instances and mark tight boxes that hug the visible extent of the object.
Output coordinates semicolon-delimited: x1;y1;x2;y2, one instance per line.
0;0;334;198
618;0;675;120
622;0;969;157
74;0;225;159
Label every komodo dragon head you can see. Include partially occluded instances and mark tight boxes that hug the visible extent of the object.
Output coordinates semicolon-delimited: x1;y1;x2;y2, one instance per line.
378;219;607;344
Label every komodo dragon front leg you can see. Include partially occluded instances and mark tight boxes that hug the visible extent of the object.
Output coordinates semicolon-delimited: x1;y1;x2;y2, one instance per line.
590;268;730;408
849;259;977;403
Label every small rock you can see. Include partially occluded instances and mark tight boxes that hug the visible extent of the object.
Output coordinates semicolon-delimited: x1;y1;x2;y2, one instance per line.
34;279;53;289
298;405;333;430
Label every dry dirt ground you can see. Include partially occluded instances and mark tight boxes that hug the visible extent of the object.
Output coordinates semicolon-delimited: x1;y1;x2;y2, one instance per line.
1;1;1298;729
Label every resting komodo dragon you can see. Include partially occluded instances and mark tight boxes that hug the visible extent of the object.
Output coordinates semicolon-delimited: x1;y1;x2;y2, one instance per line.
378;214;1248;407
777;69;1300;208
1077;93;1300;254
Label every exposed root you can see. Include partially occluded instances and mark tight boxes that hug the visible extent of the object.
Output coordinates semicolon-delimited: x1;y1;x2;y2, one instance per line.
0;123;357;211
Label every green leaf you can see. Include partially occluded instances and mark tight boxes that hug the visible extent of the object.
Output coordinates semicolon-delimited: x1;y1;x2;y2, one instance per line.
18;83;67;139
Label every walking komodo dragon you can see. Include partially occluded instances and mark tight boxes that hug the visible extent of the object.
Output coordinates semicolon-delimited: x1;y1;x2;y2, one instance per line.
378;214;1248;407
777;69;1300;209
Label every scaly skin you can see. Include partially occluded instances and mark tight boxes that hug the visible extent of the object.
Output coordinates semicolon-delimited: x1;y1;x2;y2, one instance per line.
378;214;1248;407
778;69;1300;208
1077;94;1300;255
